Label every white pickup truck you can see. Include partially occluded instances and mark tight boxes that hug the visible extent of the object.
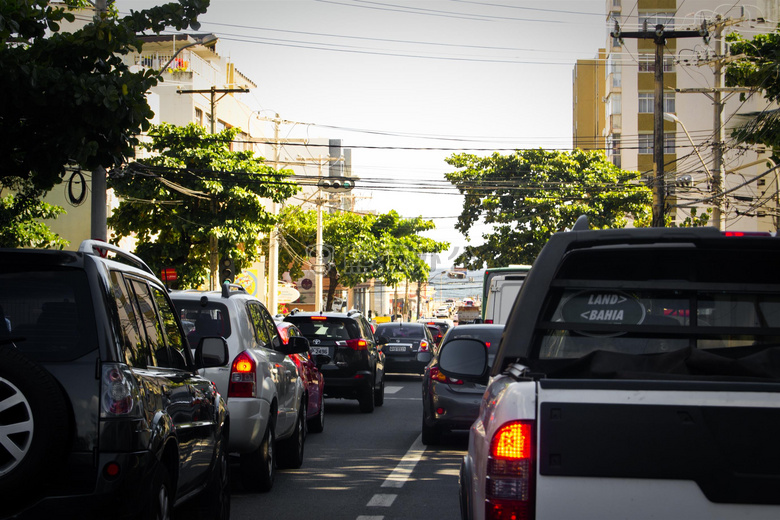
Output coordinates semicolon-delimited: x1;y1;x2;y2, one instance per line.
439;218;780;520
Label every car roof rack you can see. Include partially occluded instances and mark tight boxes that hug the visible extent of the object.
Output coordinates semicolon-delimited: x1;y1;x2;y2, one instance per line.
78;240;154;276
221;282;248;298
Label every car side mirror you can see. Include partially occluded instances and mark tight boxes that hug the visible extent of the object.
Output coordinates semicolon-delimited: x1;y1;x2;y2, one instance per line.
438;338;489;384
279;335;310;355
417;351;433;364
195;337;229;368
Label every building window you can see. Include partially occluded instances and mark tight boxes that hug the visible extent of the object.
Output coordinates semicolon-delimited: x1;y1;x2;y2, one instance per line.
638;134;676;154
608;93;622;116
639;134;653;154
639;11;675;30
638;93;675;113
638;54;675;72
195;107;203;126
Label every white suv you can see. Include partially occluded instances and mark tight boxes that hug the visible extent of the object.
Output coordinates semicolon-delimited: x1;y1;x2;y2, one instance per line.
171;284;308;492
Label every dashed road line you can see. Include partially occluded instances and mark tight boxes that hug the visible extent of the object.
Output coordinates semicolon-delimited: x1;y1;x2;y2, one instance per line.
381;434;426;489
367;494;398;507
384;385;403;394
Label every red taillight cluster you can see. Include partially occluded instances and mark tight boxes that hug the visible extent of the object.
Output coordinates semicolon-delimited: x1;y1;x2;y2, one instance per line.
486;420;535;520
419;340;429;353
229;351;257;398
101;364;136;416
345;338;368;350
429;366;463;385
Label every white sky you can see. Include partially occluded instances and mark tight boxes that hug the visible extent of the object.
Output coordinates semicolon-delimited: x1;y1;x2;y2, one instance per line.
117;0;609;267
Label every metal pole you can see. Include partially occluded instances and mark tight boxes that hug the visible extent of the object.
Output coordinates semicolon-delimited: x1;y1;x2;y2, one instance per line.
315;160;324;312
268;115;280;313
90;0;110;242
712;18;724;229
652;29;666;227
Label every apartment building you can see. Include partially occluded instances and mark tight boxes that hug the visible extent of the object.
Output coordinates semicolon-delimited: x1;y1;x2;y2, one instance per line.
574;0;779;230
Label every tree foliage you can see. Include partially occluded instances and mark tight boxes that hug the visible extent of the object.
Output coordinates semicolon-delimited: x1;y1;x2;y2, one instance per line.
108;123;298;288
444;148;651;269
0;0;210;192
277;207;448;311
725;27;780;156
0;179;68;249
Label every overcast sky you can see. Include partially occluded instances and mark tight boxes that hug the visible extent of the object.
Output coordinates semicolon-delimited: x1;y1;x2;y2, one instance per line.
118;0;608;268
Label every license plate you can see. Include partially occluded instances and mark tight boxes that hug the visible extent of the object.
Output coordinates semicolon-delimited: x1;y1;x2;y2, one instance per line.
311;347;329;356
388;346;407;352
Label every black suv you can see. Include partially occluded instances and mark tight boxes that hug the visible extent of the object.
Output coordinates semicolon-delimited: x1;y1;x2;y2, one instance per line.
284;310;386;413
0;241;230;519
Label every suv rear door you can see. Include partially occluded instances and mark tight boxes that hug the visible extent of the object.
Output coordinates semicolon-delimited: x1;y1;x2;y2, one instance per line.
287;316;367;377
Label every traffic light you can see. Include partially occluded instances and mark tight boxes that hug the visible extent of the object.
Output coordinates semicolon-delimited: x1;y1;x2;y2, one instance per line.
220;257;235;284
318;176;355;193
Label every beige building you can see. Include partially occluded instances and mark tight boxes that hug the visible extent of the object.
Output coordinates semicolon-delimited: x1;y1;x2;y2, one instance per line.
574;0;779;230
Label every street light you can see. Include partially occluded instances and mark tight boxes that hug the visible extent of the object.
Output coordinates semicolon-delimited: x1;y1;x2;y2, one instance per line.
664;112;721;228
160;34;218;71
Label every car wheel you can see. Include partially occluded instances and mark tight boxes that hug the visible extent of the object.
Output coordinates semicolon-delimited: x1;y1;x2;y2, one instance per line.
374;376;385;407
188;430;230;520
307;398;324;433
142;464;173;520
358;382;375;413
421;416;442;445
0;346;70;513
240;421;275;492
277;402;306;469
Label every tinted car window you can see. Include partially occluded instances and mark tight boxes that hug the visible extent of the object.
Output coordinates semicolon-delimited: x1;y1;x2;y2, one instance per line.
287;317;360;340
376;323;426;339
109;271;150;368
152;285;188;368
175;301;232;348
247;302;272;347
0;269;98;362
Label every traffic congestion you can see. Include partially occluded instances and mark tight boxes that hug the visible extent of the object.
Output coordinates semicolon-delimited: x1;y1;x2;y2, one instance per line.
3;1;780;519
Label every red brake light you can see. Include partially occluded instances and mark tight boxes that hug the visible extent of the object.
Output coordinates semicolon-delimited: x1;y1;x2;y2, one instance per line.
419;340;429;352
311;316;328;320
485;319;494;324
229;351;257;398
486;421;535;520
346;338;368;350
429;366;463;385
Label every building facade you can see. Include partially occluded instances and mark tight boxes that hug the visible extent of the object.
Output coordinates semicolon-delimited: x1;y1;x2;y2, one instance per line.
574;0;779;230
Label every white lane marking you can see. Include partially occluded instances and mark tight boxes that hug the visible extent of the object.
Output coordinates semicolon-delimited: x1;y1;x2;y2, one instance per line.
381;434;426;489
357;517;384;520
367;494;397;507
384;385;403;394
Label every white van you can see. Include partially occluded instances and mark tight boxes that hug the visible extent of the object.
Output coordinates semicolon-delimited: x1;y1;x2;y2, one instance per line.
482;266;531;325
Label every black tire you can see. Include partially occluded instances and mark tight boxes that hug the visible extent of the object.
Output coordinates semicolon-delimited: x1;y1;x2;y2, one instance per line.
240;421;275;492
277;402;306;469
189;431;230;520
0;347;70;514
307;398;324;434
358;383;375;413
421;416;442;446
142;464;173;520
374;376;385;407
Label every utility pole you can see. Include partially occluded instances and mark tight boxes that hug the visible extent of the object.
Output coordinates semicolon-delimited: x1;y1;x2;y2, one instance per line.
177;86;249;289
613;21;708;227
675;15;753;230
90;0;112;242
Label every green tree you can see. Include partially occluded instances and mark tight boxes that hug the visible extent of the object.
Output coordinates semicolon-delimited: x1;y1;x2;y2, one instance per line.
277;207;448;311
445;148;651;269
108;123;298;288
725;27;780;157
0;179;68;249
0;0;210;245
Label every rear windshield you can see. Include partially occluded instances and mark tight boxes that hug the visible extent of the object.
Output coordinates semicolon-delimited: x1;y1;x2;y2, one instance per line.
0;269;98;362
173;301;233;347
286;317;360;341
534;246;780;360
375;323;426;339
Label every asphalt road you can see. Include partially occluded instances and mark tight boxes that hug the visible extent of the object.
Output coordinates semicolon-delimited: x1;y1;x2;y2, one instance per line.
228;374;468;520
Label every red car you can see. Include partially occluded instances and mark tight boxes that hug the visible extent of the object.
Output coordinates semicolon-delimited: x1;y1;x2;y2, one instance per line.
277;321;326;433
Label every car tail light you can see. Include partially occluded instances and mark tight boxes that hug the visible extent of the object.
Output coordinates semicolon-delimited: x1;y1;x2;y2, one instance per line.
485;319;494;324
419;340;429;352
277;326;290;345
229;351;257;398
485;420;535;520
346;338;368;350
429;366;463;385
100;364;139;417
